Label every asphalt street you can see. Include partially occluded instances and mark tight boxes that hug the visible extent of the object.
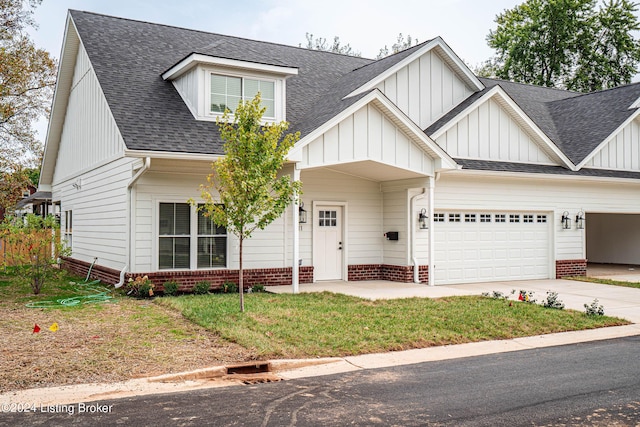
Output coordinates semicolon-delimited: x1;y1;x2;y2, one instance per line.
1;335;639;426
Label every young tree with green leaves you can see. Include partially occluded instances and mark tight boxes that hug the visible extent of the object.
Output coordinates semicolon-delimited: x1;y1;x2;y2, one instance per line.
0;0;56;170
197;94;301;312
486;0;640;92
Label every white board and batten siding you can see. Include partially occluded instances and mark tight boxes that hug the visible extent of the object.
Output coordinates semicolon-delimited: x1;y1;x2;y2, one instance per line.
52;41;129;270
585;118;640;170
301;104;434;176
435;98;555;165
375;50;473;129
132;170;287;272
172;67;199;117
53;42;125;184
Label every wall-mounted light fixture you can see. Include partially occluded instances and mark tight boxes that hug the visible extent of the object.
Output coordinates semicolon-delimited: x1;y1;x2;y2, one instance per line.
561;211;571;230
575;210;585;230
298;201;307;224
419;208;429;230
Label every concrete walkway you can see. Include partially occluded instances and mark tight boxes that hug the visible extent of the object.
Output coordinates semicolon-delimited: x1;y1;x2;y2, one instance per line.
267;278;640;323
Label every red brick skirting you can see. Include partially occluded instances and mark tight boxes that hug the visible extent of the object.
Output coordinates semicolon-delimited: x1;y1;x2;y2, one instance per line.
61;257;313;292
348;264;428;284
556;259;587;278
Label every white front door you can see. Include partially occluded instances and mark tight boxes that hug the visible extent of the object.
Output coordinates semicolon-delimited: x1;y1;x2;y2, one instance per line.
314;206;343;280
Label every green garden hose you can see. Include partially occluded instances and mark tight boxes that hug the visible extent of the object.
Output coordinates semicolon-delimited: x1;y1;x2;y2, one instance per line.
26;258;116;308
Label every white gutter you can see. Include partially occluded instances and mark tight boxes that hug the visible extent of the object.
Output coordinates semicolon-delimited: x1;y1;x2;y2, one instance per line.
126;157;151;277
410;188;427;284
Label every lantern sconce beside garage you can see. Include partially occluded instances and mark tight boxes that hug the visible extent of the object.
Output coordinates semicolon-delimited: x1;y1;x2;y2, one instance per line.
419;208;429;230
298;201;307;224
561;211;571;230
575;210;585;230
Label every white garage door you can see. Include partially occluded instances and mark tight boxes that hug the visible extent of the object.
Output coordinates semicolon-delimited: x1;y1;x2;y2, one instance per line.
434;212;550;285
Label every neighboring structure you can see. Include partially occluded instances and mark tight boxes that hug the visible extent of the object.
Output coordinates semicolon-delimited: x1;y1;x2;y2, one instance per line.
40;10;640;289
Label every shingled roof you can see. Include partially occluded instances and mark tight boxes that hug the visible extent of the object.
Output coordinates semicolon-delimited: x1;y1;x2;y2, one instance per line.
427;76;640;167
70;10;427;155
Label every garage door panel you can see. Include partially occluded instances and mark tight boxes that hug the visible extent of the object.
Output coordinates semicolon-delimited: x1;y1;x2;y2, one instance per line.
434;211;550;285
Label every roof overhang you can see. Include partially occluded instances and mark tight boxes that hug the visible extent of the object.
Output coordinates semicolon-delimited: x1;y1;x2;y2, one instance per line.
345;37;484;99
290;89;458;172
429;85;577;171
162;53;299;81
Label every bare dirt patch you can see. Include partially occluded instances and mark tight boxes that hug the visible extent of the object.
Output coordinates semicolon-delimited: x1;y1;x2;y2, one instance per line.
0;298;256;393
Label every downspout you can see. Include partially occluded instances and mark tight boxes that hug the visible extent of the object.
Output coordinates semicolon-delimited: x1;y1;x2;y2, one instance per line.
410;187;427;284
124;157;151;282
428;173;439;286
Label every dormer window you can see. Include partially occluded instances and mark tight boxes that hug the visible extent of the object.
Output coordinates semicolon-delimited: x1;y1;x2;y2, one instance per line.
210;74;275;119
162;53;298;123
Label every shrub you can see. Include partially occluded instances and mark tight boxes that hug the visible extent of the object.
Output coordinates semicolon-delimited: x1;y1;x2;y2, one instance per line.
0;214;69;294
251;284;265;293
126;275;154;298
517;290;537;304
584;299;605;316
193;281;211;295
221;281;238;293
162;281;179;296
542;291;565;309
481;290;508;300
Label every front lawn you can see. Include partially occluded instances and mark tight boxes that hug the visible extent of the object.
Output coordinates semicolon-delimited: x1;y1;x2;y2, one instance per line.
157;292;628;359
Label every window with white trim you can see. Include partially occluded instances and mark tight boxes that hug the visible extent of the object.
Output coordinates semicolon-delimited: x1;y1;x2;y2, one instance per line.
210;74;275;119
465;213;477;223
197;205;227;268
64;210;72;249
537;215;547;223
434;213;445;222
523;214;534;223
510;214;520;223
495;214;506;223
448;213;461;222
159;203;191;269
480;214;492;223
159;203;228;270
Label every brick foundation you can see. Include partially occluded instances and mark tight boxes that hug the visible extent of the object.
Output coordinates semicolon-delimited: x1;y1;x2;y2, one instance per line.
61;257;313;292
348;264;428;284
555;259;587;278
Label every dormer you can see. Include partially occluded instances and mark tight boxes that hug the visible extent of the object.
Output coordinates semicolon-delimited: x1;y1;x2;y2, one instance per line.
162;54;298;122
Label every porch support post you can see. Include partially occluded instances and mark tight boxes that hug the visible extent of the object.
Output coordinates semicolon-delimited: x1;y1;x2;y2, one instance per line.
428;175;435;286
292;166;301;294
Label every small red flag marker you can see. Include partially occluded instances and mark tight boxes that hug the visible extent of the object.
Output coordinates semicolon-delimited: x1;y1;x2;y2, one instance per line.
33;324;40;333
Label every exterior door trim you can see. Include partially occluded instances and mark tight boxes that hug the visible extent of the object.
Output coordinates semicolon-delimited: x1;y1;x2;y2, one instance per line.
312;201;348;281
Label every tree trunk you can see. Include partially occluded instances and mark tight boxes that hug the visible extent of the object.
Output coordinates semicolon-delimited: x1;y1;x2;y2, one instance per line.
239;236;244;312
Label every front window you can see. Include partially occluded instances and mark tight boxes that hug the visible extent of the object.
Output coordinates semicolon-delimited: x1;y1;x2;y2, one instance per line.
210;74;275;119
158;203;227;270
64;210;72;249
197;205;226;268
159;203;191;269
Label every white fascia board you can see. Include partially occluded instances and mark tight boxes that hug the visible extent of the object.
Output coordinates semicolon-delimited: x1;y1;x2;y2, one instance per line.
449;167;640;185
40;13;79;186
345;37;484;99
431;86;576;171
290;90;457;170
162;53;299;81
576;109;640;169
123;149;221;161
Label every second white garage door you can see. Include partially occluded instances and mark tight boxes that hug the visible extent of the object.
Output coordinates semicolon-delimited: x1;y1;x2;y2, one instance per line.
433;212;551;285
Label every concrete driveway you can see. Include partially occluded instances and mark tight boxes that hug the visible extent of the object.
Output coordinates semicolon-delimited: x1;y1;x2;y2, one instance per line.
267;279;640;323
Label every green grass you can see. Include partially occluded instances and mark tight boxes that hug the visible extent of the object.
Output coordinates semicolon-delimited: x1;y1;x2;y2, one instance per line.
157;292;628;359
566;276;640;289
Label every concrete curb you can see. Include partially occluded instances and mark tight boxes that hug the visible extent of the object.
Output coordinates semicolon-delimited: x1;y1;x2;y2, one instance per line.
2;325;638;406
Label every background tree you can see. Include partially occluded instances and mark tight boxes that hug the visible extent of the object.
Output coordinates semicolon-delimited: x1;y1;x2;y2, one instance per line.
486;0;640;92
0;165;30;213
377;33;419;59
0;0;56;170
197;95;301;312
301;32;361;56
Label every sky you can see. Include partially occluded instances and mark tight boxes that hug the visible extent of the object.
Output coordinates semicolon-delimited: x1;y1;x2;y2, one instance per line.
29;0;526;69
